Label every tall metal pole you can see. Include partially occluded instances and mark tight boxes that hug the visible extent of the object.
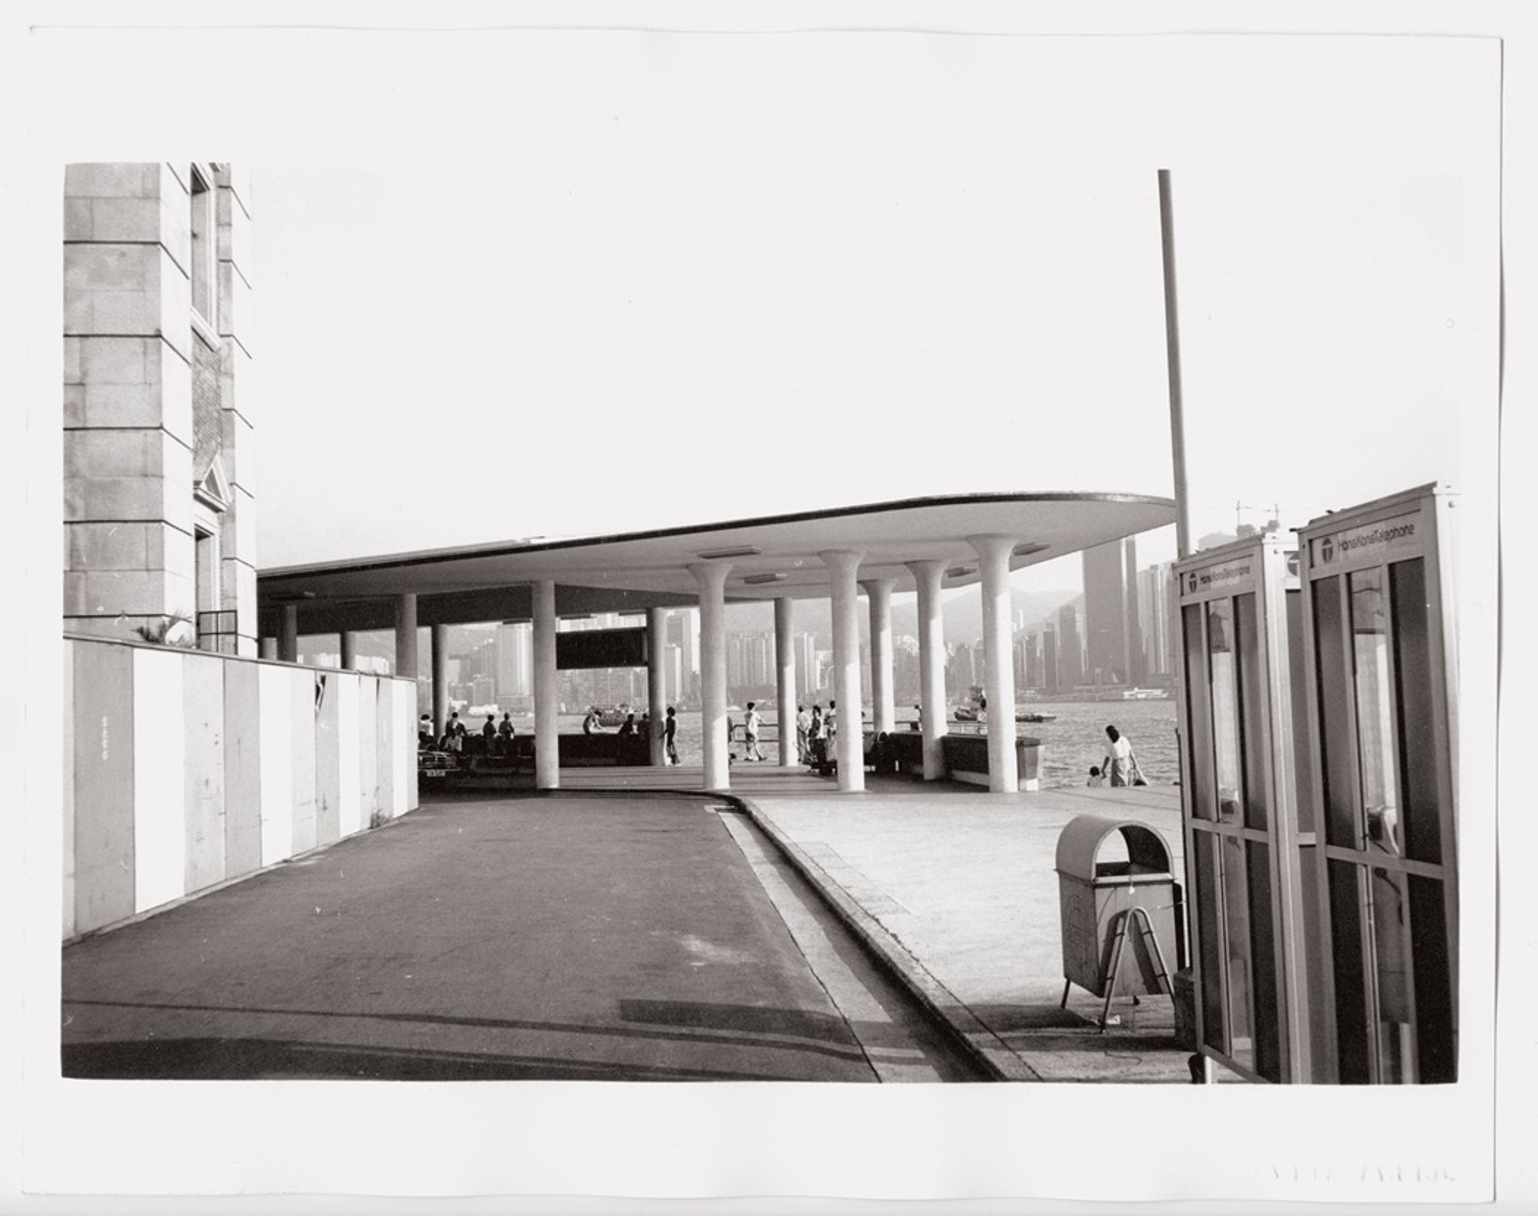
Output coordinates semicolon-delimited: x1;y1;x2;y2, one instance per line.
1158;169;1192;560
1160;169;1213;1085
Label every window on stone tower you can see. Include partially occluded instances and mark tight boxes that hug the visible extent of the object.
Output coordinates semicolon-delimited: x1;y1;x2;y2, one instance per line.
189;165;214;323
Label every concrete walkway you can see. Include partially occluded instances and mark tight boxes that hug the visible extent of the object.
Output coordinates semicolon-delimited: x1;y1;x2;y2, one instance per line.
62;793;954;1081
737;775;1193;1083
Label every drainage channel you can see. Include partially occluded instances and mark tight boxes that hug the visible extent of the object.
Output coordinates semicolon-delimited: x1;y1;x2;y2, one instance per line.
712;804;992;1083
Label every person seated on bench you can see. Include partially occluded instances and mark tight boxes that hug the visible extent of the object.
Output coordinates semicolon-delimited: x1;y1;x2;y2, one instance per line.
618;713;637;736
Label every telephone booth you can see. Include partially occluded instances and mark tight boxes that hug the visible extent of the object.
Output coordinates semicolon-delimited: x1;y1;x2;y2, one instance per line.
1296;483;1458;1084
1174;533;1314;1082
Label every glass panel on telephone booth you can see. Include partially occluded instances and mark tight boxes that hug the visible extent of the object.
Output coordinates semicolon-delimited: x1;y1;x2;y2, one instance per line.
1408;874;1455;1082
1349;569;1402;855
1184;604;1216;821
1193;832;1225;1052
1370;865;1413;1083
1246;840;1283;1081
1287;588;1316;835
1221;835;1255;1070
1207;599;1243;823
1327;859;1371;1083
1313;576;1358;849
1390;559;1443;865
1236;592;1270;831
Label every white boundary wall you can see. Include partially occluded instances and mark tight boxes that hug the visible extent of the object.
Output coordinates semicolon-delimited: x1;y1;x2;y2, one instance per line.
65;634;419;939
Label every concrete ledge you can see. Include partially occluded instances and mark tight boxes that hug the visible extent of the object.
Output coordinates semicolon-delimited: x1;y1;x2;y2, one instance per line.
731;794;1042;1083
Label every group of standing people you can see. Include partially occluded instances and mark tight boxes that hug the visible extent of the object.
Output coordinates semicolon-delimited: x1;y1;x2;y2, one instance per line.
793;700;837;769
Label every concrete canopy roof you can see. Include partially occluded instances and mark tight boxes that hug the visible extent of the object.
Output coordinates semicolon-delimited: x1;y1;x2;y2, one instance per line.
257;491;1175;636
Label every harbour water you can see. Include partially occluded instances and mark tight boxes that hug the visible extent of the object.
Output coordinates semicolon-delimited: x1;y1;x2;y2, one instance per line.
487;699;1180;789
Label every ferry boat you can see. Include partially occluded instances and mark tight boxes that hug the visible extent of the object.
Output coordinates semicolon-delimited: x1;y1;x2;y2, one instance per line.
593;704;633;727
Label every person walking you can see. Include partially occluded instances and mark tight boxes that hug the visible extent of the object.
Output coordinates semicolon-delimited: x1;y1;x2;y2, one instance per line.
1099;724;1147;787
663;705;680;766
795;704;811;763
809;704;825;768
825;699;838;767
743;702;765;761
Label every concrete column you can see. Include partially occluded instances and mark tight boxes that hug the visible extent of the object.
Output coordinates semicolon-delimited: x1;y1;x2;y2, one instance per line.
532;579;559;790
646;607;667;767
259;636;277;661
278;604;299;663
773;595;798;768
906;559;949;780
689;561;732;790
860;577;897;736
970;534;1018;793
430;624;449;736
821;549;865;792
340;630;357;670
394;593;419;678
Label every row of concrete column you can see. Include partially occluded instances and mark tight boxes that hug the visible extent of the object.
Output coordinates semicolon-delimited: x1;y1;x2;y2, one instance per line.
263;535;1023;795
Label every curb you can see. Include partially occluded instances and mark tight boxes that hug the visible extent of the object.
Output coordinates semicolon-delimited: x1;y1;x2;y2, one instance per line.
726;794;1042;1083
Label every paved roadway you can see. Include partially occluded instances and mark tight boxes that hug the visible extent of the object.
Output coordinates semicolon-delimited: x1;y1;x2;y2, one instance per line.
62;793;979;1081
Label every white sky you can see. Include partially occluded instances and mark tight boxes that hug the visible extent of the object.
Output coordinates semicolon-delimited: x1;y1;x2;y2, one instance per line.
242;34;1497;593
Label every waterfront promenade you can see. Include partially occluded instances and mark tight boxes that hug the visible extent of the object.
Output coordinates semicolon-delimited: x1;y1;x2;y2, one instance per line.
738;775;1190;1082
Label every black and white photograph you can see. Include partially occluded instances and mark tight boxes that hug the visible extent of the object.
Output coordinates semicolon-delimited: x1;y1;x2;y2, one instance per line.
3;2;1531;1210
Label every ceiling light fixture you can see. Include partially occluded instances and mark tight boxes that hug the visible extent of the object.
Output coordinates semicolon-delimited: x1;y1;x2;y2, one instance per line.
697;545;762;560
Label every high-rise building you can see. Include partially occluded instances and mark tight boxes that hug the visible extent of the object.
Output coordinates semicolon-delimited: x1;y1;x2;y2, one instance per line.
1042;626;1059;693
794;632;818;699
666;609;697;679
1123;536;1144;684
747;631;772;687
662;643;683;705
1056;602;1084;688
1021;631;1043;689
495;621;532;699
1083;539;1131;685
1138;562;1173;679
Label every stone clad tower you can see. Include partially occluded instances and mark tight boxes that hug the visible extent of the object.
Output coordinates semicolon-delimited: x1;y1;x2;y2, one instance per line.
63;163;256;655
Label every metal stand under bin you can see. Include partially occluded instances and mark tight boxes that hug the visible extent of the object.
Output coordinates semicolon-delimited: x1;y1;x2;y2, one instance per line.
1054;816;1187;1030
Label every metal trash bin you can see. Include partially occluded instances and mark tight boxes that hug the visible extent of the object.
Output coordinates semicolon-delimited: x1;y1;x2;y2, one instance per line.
1054;815;1186;1025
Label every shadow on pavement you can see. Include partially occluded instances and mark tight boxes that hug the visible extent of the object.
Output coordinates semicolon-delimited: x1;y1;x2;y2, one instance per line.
63;995;874;1072
61;1036;778;1081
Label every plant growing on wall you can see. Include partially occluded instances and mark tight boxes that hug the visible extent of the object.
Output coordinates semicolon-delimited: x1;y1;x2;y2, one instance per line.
134;612;197;648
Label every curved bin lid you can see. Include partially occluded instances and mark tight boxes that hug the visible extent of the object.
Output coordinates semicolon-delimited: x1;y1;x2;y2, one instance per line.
1054;814;1173;878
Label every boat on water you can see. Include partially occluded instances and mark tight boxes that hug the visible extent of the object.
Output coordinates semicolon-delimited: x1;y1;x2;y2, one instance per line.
592;704;633;727
954;704;1057;723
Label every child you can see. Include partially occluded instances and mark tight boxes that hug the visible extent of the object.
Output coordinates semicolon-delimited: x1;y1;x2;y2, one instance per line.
1086;765;1105;788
